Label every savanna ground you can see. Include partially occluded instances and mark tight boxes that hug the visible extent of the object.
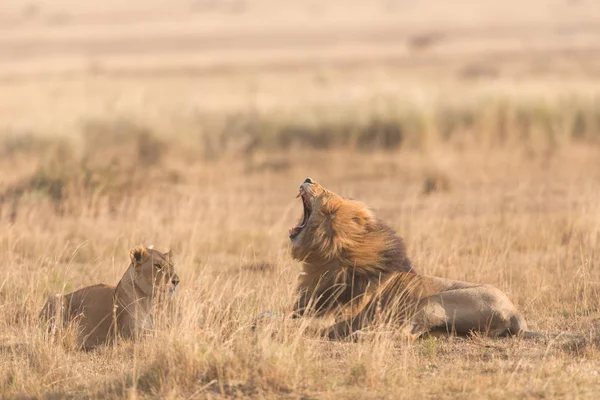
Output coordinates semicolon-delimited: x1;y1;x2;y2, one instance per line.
2;0;600;398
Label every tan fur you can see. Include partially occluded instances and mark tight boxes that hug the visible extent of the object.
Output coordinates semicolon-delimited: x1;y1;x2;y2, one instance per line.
39;247;179;350
290;178;415;317
289;178;533;340
324;273;530;339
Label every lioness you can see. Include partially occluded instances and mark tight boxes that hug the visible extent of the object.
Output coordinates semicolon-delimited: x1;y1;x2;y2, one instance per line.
289;177;536;340
39;246;179;350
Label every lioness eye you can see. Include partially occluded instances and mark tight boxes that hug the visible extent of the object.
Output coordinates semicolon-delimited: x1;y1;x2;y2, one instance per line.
154;263;162;270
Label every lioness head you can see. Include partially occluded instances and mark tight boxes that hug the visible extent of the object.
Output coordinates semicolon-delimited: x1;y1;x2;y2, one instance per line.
129;246;180;297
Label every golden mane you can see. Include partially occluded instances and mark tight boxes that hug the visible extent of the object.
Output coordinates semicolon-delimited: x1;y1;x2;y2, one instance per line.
289;178;415;316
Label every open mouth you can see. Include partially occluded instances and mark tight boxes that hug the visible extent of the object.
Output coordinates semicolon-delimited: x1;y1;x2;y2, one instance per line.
289;190;311;239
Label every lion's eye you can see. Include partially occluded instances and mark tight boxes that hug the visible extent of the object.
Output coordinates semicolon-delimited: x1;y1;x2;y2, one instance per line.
154;263;163;270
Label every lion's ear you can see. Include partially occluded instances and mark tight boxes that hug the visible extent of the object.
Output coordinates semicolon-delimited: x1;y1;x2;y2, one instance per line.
130;247;150;264
163;250;173;262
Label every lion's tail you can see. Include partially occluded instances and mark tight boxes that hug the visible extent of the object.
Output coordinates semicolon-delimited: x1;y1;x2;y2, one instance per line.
510;315;585;340
518;331;586;340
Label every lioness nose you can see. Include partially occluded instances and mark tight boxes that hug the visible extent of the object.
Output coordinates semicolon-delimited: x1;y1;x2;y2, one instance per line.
304;177;313;184
172;277;180;286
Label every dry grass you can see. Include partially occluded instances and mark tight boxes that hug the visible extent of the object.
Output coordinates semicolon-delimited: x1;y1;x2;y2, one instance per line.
1;140;600;398
2;0;600;398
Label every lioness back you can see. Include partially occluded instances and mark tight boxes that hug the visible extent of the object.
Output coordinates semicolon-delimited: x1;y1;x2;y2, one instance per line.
39;246;179;350
40;284;116;349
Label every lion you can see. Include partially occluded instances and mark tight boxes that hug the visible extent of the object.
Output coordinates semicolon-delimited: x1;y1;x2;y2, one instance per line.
39;246;179;350
289;177;547;340
289;178;416;318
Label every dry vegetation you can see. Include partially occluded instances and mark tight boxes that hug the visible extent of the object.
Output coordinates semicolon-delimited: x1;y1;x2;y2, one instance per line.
2;0;600;398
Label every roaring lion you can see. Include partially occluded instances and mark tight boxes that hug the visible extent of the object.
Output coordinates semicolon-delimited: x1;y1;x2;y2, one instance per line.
289;178;416;318
289;177;536;339
39;246;179;350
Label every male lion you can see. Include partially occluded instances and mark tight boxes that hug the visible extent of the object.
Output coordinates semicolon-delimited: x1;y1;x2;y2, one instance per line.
39;246;179;350
289;177;534;340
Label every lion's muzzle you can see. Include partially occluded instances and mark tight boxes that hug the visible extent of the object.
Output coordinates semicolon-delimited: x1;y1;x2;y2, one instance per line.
170;275;180;295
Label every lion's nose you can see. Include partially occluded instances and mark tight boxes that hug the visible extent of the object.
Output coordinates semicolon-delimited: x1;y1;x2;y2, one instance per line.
172;276;180;287
304;177;313;184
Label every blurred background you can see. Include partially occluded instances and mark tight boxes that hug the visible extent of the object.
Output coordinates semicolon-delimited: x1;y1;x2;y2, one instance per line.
2;0;600;262
1;0;600;252
2;0;599;154
2;2;600;398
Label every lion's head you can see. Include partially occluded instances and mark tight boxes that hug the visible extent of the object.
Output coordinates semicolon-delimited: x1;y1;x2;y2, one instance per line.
289;177;335;249
289;177;415;316
128;246;180;297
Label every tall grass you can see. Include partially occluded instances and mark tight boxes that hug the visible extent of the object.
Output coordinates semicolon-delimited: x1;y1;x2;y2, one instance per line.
2;93;599;205
185;94;600;157
1;92;600;398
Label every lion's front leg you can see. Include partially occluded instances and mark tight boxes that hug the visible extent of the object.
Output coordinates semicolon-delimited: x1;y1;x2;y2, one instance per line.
322;317;357;340
290;290;313;318
323;312;427;341
321;301;379;340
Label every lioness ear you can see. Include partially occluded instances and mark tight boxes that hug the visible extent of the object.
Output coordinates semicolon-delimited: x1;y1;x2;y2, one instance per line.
130;246;150;264
163;250;173;262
